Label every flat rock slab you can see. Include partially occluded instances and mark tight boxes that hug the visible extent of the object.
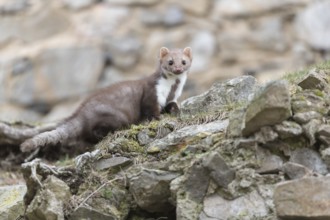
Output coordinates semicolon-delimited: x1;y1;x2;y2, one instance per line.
274;177;330;219
93;157;132;171
242;80;291;136
200;190;268;220
147;119;229;153
0;185;26;220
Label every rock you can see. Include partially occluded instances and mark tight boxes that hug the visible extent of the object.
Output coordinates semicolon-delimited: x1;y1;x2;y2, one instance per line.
298;69;328;90
70;186;130;220
0;104;42;123
242;80;291;136
293;111;323;124
291;90;326;115
0;185;26;220
33;45;103;104
282;162;312;180
190;31;217;73
321;148;330;170
62;0;97;10
128;167;180;212
93;157;132;171
226;107;246;138
296;1;330;50
137;129;154;145
290;148;328;175
175;0;211;16
254;126;278;144
215;0;310;18
105;0;159;5
317;124;330;146
181;76;258;115
200;190;268;220
202;152;235;188
302;119;322;145
0;8;70;43
104;36;142;70
26;176;71;220
141;5;184;27
0;0;29;15
257;148;283;174
274;121;303;139
274;177;330;219
147;119;229;153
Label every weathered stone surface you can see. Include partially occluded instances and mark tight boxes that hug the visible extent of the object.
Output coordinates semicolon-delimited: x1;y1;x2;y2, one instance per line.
93;157;132;171
141;5;184;27
0;8;70;43
175;0;211;15
215;0;309;18
321;148;330;170
291;91;326;115
62;0;97;10
202;152;235;188
302;119;322;145
257;148;283;174
293;111;323;124
181;76;258;115
26;176;71;220
254;126;278;144
200;191;268;220
274;177;330;219
128;167;180;212
298;69;328;90
274;121;303;139
226;107;246;138
0;0;29;14
105;0;159;5
290;148;328;175
0;185;26;220
317;124;330;146
296;1;330;50
242;80;291;136
147;119;228;153
282;162;312;180
0;104;42;123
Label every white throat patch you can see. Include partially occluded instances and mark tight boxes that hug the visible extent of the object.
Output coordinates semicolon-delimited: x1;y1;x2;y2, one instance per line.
156;69;188;108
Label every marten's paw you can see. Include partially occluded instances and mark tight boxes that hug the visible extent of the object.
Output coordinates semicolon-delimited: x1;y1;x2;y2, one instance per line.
164;102;180;115
20;139;38;152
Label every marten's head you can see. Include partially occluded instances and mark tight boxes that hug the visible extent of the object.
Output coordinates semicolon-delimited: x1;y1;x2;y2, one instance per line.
159;47;193;76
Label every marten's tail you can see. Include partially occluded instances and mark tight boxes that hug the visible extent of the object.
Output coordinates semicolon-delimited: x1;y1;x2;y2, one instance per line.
20;118;82;152
0;121;57;144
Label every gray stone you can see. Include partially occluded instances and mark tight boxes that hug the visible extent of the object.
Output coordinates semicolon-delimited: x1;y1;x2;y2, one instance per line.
242;80;291;136
0;185;26;220
274;177;330;219
298;69;328;90
254;126;278;144
257;148;283;174
175;0;211;15
93;157;132;171
0;104;42;123
302;119;322;145
26;176;71;220
128;167;180;212
317;124;330;146
190;31;217;73
215;0;309;18
105;0;159;5
321;148;330;170
202;152;235;188
274;121;303;139
163;5;184;27
62;0;97;10
200;190;268;220
226;107;246;138
137;129;154;145
290;148;328;175
296;1;330;50
105;36;141;70
181;76;258;115
282;162;312;180
147;120;228;153
293;111;323;124
0;8;69;43
291;91;326;115
0;0;29;15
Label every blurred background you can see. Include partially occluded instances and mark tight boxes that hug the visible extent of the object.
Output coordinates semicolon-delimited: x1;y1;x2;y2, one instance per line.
0;0;329;124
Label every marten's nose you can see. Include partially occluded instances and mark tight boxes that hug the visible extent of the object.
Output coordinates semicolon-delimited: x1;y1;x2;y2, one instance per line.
174;67;183;74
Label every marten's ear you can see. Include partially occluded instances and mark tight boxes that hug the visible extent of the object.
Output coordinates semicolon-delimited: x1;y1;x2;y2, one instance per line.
160;47;169;59
183;47;193;60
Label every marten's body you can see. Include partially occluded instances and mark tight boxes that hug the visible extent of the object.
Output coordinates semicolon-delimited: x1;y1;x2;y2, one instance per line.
20;47;193;152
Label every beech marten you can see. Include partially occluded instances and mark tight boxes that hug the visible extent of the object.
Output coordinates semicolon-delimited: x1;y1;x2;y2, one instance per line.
20;47;193;152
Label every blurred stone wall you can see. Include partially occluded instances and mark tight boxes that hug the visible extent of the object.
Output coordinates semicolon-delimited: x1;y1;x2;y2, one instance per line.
0;0;329;123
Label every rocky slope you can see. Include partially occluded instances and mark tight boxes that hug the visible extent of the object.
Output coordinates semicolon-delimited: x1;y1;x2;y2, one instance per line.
1;62;330;219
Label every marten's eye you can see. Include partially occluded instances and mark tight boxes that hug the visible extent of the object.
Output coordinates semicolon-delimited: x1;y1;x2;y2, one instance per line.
168;60;174;66
182;60;186;65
